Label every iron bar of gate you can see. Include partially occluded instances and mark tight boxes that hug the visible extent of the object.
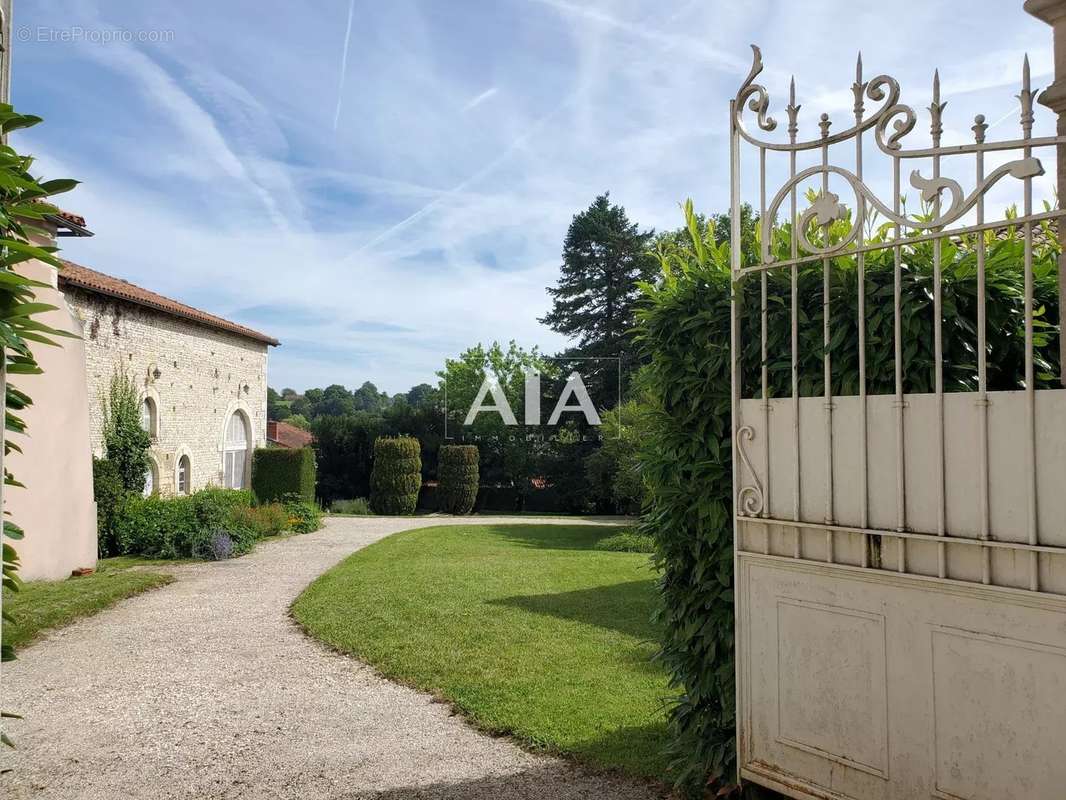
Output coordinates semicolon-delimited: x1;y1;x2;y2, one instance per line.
892;152;906;572
854;54;870;567
1022;56;1040;591
728;96;744;786
974;112;992;585
731;514;1066;557
788;77;801;560
759;146;770;555
931;70;947;579
821;114;835;565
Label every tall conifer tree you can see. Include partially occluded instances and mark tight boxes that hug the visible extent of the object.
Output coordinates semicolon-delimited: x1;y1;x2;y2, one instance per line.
540;193;657;404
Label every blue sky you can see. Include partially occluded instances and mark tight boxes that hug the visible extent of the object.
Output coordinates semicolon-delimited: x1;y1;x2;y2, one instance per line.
12;0;1055;393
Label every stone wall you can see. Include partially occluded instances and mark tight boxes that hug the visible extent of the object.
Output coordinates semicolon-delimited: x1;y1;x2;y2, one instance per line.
65;287;269;495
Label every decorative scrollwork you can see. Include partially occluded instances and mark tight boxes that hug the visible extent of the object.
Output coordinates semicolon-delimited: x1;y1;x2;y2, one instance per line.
734;45;903;152
736;45;777;134
736;425;765;517
736;45;1051;160
760;158;1044;263
875;102;917;151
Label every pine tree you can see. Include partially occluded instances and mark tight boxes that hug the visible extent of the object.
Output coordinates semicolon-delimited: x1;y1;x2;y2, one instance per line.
539;194;657;404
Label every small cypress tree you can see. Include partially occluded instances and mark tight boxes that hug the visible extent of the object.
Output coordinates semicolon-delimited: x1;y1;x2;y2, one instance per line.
369;436;421;515
437;445;479;514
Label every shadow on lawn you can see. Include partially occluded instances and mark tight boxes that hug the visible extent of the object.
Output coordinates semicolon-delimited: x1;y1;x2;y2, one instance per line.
488;524;632;552
489;580;659;640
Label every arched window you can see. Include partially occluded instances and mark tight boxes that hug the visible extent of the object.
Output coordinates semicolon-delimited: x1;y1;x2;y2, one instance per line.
143;457;158;497
140;397;158;439
223;411;249;489
177;454;191;495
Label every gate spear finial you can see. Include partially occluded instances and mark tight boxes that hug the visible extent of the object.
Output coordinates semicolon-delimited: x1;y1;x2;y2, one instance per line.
853;52;867;121
786;76;800;143
929;69;946;147
1019;54;1037;137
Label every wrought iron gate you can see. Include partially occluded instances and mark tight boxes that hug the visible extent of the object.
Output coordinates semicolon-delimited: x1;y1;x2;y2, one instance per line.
730;35;1066;800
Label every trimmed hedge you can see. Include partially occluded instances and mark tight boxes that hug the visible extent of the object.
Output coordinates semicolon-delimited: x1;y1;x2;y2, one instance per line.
370;436;421;515
437;445;479;514
417;483;438;511
474;485;520;512
251;447;316;503
92;457;125;557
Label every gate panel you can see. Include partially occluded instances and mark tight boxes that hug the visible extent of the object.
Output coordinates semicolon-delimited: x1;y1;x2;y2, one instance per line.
730;40;1066;799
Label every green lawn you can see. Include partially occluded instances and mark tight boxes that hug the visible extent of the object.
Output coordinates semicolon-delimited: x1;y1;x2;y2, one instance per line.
2;557;175;649
292;524;671;780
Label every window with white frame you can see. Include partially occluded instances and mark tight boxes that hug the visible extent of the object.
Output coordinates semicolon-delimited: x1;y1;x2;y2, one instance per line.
177;454;191;495
223;412;249;489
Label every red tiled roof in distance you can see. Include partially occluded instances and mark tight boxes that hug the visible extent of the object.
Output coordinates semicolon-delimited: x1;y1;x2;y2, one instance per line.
57;260;278;346
267;420;313;449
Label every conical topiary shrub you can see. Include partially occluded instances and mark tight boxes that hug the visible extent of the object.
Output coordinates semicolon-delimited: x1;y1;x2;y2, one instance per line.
437;445;479;514
370;436;421;515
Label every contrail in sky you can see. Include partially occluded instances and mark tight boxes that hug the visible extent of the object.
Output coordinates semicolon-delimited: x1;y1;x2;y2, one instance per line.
333;0;356;131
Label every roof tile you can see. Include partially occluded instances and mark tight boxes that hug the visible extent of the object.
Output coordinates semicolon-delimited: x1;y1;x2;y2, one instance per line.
57;260;278;346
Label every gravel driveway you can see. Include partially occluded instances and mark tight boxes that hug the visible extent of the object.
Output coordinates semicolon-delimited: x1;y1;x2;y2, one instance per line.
1;516;665;800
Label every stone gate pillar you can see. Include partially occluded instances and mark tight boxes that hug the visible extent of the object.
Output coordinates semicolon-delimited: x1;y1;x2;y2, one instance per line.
1027;0;1066;385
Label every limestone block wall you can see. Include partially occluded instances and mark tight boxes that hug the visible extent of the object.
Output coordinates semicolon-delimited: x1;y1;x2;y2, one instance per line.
65;287;269;495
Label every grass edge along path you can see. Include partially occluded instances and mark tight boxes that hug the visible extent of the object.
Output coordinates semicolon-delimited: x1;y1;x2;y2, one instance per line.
2;557;175;650
292;523;672;782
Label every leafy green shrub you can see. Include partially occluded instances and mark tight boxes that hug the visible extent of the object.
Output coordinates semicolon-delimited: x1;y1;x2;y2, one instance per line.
92;457;126;557
330;497;371;515
227;503;289;537
102;368;152;493
112;488;262;559
251;447;316;503
285;497;323;533
637;201;1061;794
597;530;655;554
437;445;478;514
190;487;253;530
113;494;197;559
370;436;421;515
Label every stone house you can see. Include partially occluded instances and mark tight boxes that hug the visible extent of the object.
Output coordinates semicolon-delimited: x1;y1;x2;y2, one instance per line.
58;261;278;496
10;211;277;580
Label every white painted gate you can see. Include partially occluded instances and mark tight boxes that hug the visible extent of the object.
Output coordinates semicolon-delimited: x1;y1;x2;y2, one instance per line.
730;21;1066;800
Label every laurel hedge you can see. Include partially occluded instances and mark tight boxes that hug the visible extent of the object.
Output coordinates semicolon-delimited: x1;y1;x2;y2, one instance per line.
636;202;1060;796
251;447;316;504
437;445;479;514
370;436;422;515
